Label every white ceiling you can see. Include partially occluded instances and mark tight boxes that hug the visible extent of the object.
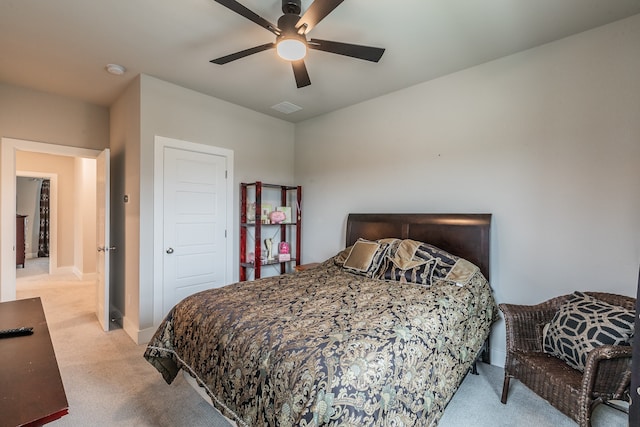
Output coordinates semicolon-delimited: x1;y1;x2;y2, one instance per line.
1;0;639;122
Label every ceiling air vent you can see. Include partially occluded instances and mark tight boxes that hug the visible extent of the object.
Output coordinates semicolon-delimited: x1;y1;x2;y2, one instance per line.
271;101;302;114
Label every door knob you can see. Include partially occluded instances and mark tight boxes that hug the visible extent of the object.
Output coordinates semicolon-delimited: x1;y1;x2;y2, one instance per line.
166;247;174;254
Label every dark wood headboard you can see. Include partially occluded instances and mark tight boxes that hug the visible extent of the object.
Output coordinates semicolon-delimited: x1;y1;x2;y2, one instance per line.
346;213;492;280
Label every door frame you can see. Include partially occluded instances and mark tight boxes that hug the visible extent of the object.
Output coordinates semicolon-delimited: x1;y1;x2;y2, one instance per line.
0;137;101;301
153;136;234;325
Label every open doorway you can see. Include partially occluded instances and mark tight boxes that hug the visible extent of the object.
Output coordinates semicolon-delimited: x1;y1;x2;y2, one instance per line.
1;138;103;303
16;174;55;278
12;154;96;299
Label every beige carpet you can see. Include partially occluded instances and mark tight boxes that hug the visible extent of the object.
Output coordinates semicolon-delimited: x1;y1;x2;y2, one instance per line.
16;269;229;426
16;256;49;278
15;267;627;427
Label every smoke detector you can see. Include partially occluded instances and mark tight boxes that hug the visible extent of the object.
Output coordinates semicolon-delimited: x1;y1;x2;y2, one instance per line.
106;64;126;75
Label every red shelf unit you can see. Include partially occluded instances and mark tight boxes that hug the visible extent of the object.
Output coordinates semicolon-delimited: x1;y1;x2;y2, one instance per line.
240;181;301;281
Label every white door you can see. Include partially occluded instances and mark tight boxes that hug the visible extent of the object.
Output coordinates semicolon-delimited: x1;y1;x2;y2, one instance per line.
162;147;227;314
96;149;110;331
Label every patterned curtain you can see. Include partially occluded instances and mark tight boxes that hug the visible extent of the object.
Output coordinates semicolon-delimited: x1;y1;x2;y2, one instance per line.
37;179;50;257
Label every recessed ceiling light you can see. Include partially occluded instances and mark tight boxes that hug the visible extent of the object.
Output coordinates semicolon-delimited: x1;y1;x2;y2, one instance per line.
105;64;126;75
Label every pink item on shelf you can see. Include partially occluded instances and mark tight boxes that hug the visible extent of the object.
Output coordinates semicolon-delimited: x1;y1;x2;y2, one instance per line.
269;210;287;224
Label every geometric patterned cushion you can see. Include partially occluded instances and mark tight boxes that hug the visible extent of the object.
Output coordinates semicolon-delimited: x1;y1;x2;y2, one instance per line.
542;291;635;371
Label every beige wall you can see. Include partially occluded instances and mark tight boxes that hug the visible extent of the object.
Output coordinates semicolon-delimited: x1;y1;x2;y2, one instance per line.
0;84;108;281
112;75;295;342
3;76;295;343
295;15;640;365
74;157;97;277
0;83;109;150
109;76;141;335
4;17;637;359
16;151;76;268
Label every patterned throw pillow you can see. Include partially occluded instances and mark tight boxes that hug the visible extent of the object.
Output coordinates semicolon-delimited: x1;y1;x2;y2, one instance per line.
342;239;394;278
543;291;635;371
375;239;438;286
374;239;479;287
417;242;460;282
333;245;354;266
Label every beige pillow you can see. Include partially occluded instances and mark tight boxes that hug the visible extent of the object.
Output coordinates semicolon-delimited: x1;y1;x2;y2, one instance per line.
442;259;479;285
342;239;392;277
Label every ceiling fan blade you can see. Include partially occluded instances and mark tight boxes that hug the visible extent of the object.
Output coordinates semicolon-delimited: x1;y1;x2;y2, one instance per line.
295;0;344;34
309;38;385;62
213;0;280;35
291;60;311;88
210;43;275;64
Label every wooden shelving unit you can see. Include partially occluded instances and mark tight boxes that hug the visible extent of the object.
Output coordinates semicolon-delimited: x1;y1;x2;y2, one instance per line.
240;182;301;281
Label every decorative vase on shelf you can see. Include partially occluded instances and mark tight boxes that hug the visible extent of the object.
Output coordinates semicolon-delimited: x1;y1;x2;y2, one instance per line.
265;238;273;260
246;202;256;223
278;241;291;262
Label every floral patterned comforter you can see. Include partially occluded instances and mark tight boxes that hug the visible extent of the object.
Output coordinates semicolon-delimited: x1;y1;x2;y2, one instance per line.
144;259;497;426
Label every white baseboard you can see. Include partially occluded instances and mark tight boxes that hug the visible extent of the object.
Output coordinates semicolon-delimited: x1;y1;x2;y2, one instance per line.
83;272;97;281
122;315;156;345
72;266;96;281
52;265;75;276
122;316;138;342
138;327;156;344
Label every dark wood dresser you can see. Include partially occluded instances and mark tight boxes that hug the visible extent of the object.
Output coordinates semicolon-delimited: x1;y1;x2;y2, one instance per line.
0;297;68;426
16;214;27;268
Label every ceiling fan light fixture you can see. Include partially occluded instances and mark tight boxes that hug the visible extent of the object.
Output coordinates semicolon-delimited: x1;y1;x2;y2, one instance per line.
277;38;307;61
210;0;385;87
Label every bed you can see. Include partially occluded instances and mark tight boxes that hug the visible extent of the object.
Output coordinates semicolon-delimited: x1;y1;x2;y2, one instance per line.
144;213;497;426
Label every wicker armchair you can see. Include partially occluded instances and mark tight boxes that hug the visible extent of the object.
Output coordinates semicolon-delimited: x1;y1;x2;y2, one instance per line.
499;292;634;427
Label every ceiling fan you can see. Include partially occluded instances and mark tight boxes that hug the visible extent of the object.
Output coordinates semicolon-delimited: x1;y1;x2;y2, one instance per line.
210;0;385;88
